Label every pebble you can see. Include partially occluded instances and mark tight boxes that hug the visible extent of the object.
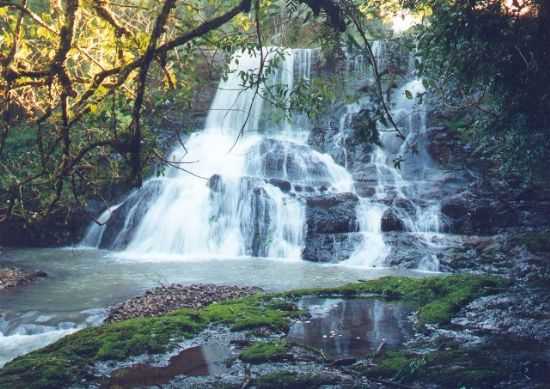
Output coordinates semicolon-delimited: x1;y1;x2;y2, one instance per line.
106;283;262;322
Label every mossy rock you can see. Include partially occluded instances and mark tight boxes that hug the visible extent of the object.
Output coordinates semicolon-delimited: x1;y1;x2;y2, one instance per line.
281;274;508;325
239;340;290;363
254;371;336;389
0;275;508;388
365;348;505;388
0;297;299;389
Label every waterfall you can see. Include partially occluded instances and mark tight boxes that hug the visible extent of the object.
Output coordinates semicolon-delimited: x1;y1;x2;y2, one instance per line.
342;45;442;271
83;48;347;260
82;43;443;271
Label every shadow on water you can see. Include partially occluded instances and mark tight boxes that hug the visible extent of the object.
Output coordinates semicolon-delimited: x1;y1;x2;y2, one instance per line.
288;297;413;358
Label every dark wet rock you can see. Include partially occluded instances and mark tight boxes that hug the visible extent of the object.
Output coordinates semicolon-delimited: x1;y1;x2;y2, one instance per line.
453;290;550;344
381;209;406;232
441;192;518;235
302;232;362;263
0;208;89;248
241;184;273;257
426;126;470;167
307;126;374;175
107;284;262;322
207;174;224;192
302;193;361;263
267;178;291;193
99;179;162;249
305;193;359;234
0;266;47;290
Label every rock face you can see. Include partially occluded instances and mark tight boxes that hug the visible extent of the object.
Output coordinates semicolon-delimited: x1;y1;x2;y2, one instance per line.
381;209;406;232
303;193;360;262
246;138;336;184
302;232;363;263
99;180;162;249
305;193;359;235
307;126;374;175
426;126;470;167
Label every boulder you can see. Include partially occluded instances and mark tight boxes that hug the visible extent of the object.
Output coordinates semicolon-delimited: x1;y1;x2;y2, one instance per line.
305;193;359;234
381;209;406;232
302;232;363;263
99;180;162;249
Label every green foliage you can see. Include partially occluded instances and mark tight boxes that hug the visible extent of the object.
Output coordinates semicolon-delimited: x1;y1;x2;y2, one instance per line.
239;340;289;363
410;0;550;182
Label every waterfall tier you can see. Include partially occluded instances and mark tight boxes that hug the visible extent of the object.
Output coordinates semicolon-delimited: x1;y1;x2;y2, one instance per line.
83;45;444;271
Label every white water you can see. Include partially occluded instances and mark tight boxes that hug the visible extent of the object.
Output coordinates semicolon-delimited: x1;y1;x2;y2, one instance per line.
82;44;442;271
84;48;353;260
342;44;442;270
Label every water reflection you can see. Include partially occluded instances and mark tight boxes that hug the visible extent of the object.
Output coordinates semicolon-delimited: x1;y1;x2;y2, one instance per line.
104;341;230;388
287;297;413;358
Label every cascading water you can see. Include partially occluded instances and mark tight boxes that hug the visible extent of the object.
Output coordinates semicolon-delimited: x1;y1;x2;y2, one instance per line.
340;43;443;271
83;48;351;260
83;42;444;271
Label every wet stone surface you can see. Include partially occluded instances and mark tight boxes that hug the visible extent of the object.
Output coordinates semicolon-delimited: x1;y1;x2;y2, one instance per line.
0;266;47;291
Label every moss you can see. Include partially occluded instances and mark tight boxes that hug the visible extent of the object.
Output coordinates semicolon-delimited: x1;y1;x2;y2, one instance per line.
253;371;335;389
0;275;507;388
196;297;299;332
239;340;289;363
282;274;508;325
0;297;297;389
365;348;505;387
365;351;418;378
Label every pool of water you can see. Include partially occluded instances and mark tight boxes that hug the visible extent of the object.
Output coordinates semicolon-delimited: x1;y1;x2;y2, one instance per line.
0;247;433;367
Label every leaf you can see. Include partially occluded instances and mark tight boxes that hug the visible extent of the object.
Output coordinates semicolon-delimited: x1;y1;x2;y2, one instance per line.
405;90;413;99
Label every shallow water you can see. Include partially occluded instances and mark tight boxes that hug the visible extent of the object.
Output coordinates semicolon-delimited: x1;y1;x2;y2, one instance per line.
0;247;433;367
288;297;413;358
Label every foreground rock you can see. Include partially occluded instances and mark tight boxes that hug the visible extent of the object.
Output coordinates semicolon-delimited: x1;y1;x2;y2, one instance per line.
106;284;262;322
6;275;545;389
0;266;47;290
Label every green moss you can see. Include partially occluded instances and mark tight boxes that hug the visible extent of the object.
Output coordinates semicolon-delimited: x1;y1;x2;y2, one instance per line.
365;351;418;378
253;371;335;389
282;274;507;325
365;348;505;387
239;340;289;363
0;275;507;388
196;297;299;332
0;297;297;389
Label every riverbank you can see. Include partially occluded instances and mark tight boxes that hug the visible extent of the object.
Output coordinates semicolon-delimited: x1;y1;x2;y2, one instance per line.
2;274;548;388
